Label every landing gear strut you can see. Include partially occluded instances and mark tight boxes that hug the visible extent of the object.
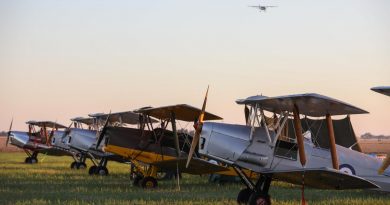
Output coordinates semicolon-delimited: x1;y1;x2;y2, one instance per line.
234;166;272;205
24;151;38;164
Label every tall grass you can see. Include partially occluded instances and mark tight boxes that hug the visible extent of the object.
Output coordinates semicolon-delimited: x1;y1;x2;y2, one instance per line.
0;153;389;205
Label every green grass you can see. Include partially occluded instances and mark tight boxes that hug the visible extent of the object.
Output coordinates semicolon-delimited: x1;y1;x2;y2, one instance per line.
0;152;390;205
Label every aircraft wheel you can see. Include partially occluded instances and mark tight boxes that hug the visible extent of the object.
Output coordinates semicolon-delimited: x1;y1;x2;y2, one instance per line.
97;166;109;176
89;166;97;175
237;188;253;205
141;176;158;189
70;161;78;169
25;157;31;164
248;192;271;205
30;157;38;164
133;175;143;187
76;162;87;169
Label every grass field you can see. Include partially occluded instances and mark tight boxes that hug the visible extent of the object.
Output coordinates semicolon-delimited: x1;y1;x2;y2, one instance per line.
1;152;390;205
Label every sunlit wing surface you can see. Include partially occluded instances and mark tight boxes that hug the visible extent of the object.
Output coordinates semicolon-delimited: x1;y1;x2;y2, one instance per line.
262;168;379;189
89;111;156;124
151;157;229;174
371;86;390;97
236;93;368;117
135;104;223;121
71;117;95;125
25;121;67;129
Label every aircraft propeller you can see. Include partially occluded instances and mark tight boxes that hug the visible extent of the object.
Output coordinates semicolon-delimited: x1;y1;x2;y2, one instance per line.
95;111;111;149
6;118;13;147
186;86;209;168
378;154;390;174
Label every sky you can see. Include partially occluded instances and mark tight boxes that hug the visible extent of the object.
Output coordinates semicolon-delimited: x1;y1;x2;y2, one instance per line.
0;0;389;136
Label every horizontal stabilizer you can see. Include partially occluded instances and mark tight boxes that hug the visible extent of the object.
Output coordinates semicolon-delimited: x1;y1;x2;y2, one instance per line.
262;167;379;190
152;157;229;175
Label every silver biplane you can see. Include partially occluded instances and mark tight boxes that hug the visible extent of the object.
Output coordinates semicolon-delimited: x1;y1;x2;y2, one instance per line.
6;120;69;163
56;111;143;175
186;92;390;205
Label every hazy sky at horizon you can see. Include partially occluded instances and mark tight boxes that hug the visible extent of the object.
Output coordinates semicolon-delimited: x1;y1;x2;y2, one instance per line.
0;0;389;135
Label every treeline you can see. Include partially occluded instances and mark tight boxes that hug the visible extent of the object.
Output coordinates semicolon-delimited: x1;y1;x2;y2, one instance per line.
0;131;7;136
361;132;390;139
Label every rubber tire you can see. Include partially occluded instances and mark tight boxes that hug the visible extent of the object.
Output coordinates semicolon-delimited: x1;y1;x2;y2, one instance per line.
133;175;143;187
141;176;158;189
30;157;38;164
25;157;31;164
70;161;77;169
76;162;87;169
89;166;97;175
97;166;109;176
237;188;253;205
248;192;271;205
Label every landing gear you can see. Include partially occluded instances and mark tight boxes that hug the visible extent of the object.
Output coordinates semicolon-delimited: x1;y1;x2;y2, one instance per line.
88;158;109;176
25;157;38;164
71;154;87;169
141;176;158;189
24;151;38;164
233;166;273;205
96;166;109;176
237;188;253;205
76;162;87;169
89;165;97;175
133;175;143;187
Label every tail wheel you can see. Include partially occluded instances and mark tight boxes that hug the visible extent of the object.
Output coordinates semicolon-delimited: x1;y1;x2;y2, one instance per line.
89;166;97;175
237;188;253;205
141;176;158;189
97;166;109;176
133;175;144;187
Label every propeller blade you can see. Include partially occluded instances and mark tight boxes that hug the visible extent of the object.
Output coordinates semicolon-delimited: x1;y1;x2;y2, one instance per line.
6;118;13;147
186;86;209;168
378;153;390;174
96;111;111;149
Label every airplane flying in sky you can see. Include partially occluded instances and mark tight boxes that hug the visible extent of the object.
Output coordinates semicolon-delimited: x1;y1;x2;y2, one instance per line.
248;5;277;12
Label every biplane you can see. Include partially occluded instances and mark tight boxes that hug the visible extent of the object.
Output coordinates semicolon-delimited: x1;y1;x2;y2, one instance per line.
186;92;390;205
96;103;240;188
58;111;143;175
248;5;277;12
6;120;69;163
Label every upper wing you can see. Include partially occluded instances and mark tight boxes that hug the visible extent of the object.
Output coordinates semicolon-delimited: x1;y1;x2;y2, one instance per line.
151;157;229;174
236;93;368;117
89;110;158;125
26;121;67;129
135;104;222;122
262;167;379;189
371;86;390;97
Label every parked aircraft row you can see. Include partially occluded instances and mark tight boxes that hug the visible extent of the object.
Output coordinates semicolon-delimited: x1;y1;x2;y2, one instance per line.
5;86;390;205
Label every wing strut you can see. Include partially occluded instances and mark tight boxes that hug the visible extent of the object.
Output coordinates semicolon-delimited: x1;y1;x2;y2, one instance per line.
326;114;339;170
